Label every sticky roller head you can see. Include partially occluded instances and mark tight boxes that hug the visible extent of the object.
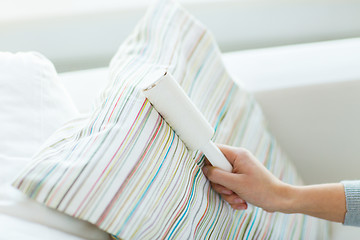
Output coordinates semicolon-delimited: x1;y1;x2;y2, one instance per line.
142;72;214;150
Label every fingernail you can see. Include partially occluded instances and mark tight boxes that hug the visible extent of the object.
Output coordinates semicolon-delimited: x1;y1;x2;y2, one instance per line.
222;190;232;195
202;166;208;175
234;198;243;204
236;206;246;210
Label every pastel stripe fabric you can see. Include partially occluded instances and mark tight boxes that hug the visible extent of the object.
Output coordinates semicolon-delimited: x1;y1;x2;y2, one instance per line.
13;0;329;239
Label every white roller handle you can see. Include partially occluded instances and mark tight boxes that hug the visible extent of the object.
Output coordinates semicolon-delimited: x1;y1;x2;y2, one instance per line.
201;140;233;172
142;72;233;172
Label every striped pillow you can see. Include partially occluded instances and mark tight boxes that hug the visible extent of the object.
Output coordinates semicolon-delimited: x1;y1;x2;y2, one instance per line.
13;0;329;239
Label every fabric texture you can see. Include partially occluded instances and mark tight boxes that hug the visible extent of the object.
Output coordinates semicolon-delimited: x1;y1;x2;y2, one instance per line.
341;180;360;227
13;0;329;239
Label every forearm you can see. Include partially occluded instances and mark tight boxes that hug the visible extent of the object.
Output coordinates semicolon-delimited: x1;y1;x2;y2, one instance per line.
278;183;346;223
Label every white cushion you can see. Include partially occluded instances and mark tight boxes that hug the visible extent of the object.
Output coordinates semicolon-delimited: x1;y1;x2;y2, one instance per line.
0;52;79;183
0;52;109;239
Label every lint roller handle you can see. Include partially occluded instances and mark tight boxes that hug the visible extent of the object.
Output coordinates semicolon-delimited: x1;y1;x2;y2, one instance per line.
201;140;233;172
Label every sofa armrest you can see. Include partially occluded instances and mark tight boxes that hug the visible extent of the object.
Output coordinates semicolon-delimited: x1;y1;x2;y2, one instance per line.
223;38;360;184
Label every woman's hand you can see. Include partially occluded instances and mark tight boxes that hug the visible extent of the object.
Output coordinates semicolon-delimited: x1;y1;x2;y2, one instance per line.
202;145;290;212
202;144;346;223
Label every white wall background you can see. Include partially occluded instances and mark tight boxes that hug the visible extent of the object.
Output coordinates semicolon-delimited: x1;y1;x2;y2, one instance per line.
1;0;360;72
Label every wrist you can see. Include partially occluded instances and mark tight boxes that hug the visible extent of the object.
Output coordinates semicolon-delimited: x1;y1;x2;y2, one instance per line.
274;182;298;214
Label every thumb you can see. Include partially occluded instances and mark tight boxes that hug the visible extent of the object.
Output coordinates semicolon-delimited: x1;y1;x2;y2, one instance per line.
203;166;239;190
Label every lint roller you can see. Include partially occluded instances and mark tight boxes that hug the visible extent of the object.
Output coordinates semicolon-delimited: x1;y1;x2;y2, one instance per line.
142;72;233;172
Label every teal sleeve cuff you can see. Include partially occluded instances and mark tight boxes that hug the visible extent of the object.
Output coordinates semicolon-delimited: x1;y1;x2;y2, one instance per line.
341;180;360;227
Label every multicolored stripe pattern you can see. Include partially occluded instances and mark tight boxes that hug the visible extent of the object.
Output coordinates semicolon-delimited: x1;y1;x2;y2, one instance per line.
13;0;329;239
